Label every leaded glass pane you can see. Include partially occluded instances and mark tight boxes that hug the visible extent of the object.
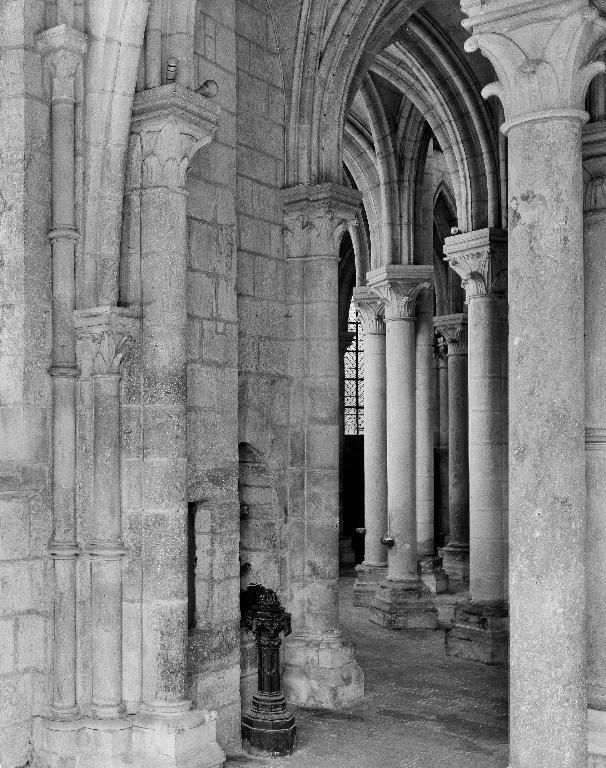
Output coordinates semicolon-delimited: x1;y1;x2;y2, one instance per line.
343;300;364;435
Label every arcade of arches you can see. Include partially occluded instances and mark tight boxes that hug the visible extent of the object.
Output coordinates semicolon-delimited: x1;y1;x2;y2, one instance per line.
1;0;606;767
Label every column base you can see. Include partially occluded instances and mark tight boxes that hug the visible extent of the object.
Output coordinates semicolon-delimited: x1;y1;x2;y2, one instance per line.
132;709;225;768
439;543;469;583
589;708;606;767
34;710;225;768
353;562;387;606
241;693;296;757
445;600;508;665
419;556;449;595
369;579;438;630
283;632;364;709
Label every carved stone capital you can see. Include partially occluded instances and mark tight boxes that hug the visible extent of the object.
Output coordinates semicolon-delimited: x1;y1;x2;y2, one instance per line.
434;314;468;355
352;287;385;335
443;228;507;301
282;184;362;260
366;265;433;320
461;0;606;133
583;120;606;211
37;25;87;102
131;84;221;189
74;306;139;378
433;334;448;363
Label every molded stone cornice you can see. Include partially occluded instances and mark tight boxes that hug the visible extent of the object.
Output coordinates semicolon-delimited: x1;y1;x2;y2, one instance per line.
74;306;139;377
443;228;508;300
366;265;433;320
352;287;385;335
583;120;606;210
461;0;606;133
131;84;221;189
434;313;468;355
282;183;362;260
37;25;87;101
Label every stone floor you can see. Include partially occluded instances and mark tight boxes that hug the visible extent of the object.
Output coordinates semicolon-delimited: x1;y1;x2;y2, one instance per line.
227;575;509;767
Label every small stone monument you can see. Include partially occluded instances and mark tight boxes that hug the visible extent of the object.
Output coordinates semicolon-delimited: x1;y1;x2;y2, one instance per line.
240;584;296;756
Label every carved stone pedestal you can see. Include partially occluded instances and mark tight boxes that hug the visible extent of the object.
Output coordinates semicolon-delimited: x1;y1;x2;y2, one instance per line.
370;580;438;630
445;601;508;665
283;633;364;709
419;556;448;596
353;562;387;606
35;712;224;768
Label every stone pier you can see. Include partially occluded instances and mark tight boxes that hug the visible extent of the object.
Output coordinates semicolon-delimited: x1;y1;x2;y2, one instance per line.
352;288;387;607
367;266;438;630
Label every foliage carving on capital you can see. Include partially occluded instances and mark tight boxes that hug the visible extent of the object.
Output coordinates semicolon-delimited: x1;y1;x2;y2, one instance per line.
131;84;221;189
443;229;507;300
434;314;468;355
353;288;385;335
77;331;133;377
283;208;356;259
370;279;430;320
37;26;87;102
463;2;606;129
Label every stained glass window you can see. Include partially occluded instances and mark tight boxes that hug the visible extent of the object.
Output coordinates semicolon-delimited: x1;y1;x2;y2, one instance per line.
344;301;364;435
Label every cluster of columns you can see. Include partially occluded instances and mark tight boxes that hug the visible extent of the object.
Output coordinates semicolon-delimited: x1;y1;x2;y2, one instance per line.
352;266;439;629
38;39;225;764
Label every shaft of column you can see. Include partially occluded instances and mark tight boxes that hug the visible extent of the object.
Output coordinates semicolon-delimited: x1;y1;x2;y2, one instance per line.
353;289;387;569
367;265;437;630
415;294;435;560
38;25;87;721
362;329;387;566
468;295;506;604
436;337;449;545
434;315;469;583
508;110;587;768
140;184;190;712
584;122;606;727
385;317;418;582
89;369;126;718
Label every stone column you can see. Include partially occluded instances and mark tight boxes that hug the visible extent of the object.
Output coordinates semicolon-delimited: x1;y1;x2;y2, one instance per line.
416;292;447;595
352;288;387;606
443;228;509;665
282;183;364;709
434;314;469;583
435;336;449;546
366;266;438;630
128;85;224;768
583;118;606;762
338;330;355;568
37;24;87;722
463;3;606;765
74;308;138;722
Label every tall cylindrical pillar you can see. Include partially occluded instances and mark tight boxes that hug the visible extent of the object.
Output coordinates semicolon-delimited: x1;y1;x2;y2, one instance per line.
38;25;87;722
443;228;509;665
462;5;604;762
282;184;364;709
435;336;449;546
367;266;438;630
352;289;387;607
434;314;469;583
583;119;606;760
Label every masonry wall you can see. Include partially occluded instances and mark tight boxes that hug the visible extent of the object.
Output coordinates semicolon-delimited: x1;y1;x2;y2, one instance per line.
186;0;242;749
0;2;53;764
234;0;289;714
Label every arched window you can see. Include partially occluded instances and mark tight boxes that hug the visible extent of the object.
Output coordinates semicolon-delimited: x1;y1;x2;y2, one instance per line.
344;302;364;435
